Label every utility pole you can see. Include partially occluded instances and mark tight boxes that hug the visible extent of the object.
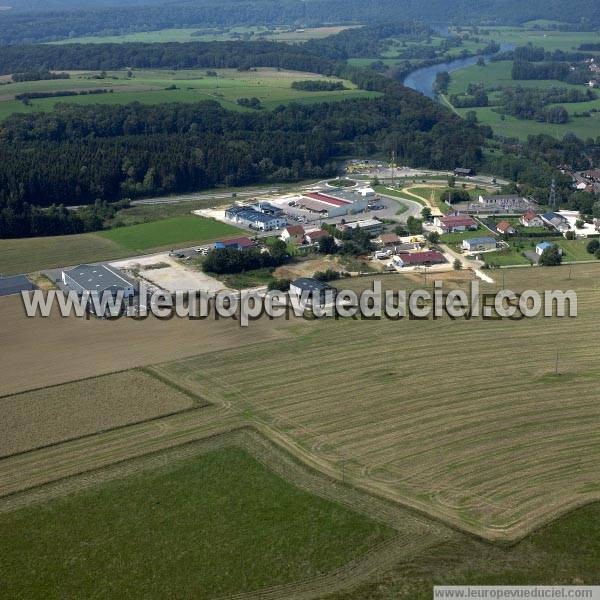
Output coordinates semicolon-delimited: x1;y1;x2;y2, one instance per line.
391;149;396;187
549;178;557;209
555;350;560;375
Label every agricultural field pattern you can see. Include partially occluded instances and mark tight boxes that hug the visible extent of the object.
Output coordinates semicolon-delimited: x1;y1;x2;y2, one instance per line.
2;264;599;548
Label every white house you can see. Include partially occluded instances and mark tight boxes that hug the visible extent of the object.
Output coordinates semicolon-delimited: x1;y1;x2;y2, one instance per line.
280;225;305;244
462;237;497;252
520;211;544;228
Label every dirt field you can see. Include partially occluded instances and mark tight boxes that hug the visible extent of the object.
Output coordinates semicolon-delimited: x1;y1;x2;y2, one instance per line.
0;370;200;457
111;254;226;293
0;293;297;396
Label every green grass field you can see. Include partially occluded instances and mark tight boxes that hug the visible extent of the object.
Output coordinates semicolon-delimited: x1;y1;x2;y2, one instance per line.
0;215;242;274
475;26;600;53
52;25;357;45
447;60;600;140
0;447;392;599
0;68;379;121
98;215;242;252
333;502;600;599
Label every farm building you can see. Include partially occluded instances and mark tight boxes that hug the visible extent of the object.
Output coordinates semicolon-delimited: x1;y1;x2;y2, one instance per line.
434;214;478;233
297;189;369;218
462;237;497;252
225;206;286;231
214;236;254;251
280;225;305;244
375;233;402;247
289;277;337;306
62;264;135;298
496;220;516;235
393;251;445;268
520;211;544;228
0;274;37;297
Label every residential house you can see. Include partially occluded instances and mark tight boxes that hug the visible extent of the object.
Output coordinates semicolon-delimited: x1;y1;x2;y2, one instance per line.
289;278;337;307
280;225;305;244
214;237;254;251
496;220;516;236
393;250;445;268
541;212;570;233
434;214;478;234
304;229;330;245
520;211;544;228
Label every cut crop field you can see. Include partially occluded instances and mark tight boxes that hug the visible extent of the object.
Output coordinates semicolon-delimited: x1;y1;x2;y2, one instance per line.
0;68;379;120
0;292;296;396
0;444;393;599
147;265;600;540
0;369;200;457
0;215;242;275
2;265;600;547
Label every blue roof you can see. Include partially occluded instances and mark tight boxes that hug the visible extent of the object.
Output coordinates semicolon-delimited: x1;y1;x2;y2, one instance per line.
537;241;554;250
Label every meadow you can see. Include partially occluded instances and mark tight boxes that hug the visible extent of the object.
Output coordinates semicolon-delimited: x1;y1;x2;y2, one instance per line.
446;60;600;140
0;214;242;275
98;215;241;252
0;68;379;120
53;25;356;44
0;445;393;599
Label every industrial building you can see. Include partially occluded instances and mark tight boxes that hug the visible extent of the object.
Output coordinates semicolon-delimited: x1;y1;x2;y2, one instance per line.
297;189;370;218
289;277;338;307
62;264;135;298
225;205;287;231
462;237;497;252
393;251;445;268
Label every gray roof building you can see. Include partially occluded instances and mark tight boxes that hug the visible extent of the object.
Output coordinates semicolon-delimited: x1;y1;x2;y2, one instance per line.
61;264;135;297
0;274;37;297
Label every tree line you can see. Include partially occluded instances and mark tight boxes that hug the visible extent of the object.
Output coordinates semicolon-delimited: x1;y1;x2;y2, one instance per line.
1;0;599;45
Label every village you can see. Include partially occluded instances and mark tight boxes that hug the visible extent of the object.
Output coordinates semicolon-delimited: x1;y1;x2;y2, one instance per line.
5;163;595;312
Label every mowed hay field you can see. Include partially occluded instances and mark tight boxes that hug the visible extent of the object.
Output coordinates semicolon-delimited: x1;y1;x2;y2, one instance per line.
0;445;393;599
0;68;379;120
151;265;600;540
0;370;200;457
0;215;242;275
0;293;297;396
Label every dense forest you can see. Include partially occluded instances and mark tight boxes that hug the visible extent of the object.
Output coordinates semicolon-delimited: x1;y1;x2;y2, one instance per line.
1;0;600;45
0;40;484;238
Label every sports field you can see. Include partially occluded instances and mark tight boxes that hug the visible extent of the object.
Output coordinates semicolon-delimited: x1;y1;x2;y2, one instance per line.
0;68;379;120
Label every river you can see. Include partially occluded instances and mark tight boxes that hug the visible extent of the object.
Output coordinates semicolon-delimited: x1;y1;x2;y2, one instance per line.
402;43;515;99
